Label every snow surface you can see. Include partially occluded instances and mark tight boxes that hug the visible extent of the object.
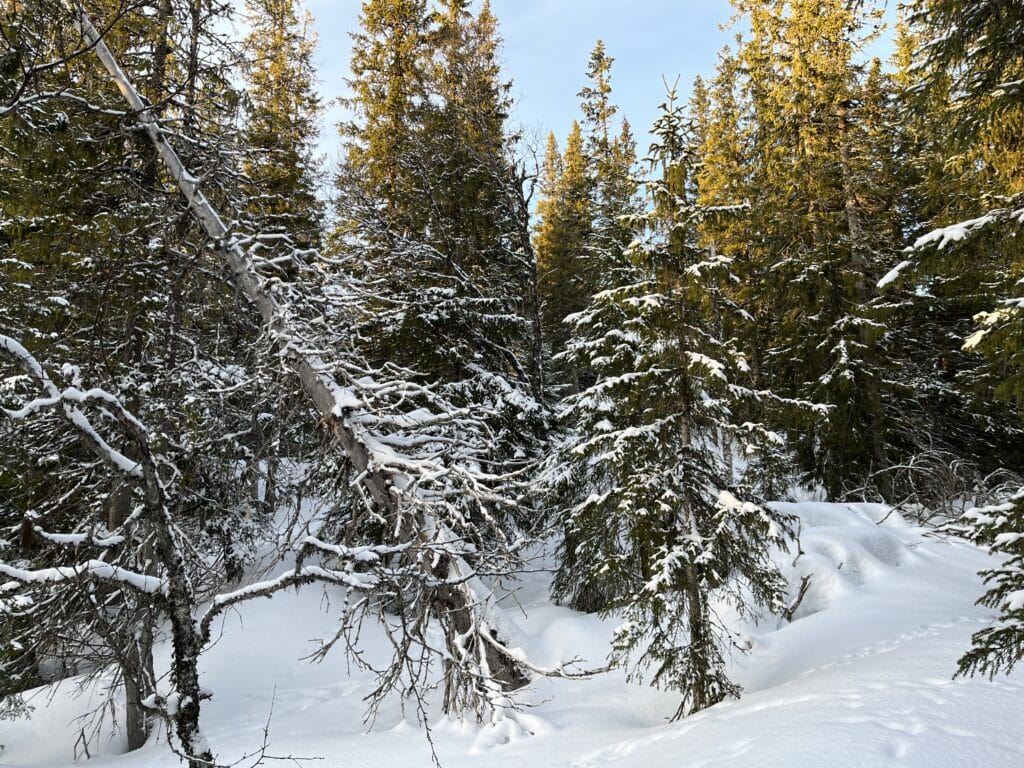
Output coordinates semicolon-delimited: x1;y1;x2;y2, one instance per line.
3;502;1023;768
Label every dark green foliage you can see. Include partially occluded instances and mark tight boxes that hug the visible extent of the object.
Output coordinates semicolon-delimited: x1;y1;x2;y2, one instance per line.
0;0;292;721
242;0;324;250
957;490;1024;679
533;41;641;392
549;91;794;718
910;0;1024;136
890;0;1024;680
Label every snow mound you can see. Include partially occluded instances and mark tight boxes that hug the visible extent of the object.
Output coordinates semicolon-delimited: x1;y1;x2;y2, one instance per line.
3;502;1023;768
779;503;916;615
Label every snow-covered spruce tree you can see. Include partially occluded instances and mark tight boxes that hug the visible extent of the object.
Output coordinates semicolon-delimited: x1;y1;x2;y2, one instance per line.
551;88;793;720
957;490;1024;679
238;0;327;517
534;41;641;393
577;40;642;299
536;121;611;614
537;45;641;612
870;15;1024;510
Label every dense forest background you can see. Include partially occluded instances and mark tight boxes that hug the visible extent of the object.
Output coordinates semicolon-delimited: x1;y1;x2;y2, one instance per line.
1;1;1023;766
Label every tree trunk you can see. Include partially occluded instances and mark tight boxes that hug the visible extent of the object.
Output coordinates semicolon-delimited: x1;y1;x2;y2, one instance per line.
109;481;156;752
838;102;892;503
123;670;146;751
108;479;132;529
122;626;153;753
19;515;34;555
145;479;213;768
678;566;716;718
264;456;278;514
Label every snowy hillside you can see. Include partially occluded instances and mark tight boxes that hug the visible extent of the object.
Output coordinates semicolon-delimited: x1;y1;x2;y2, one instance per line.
3;502;1022;768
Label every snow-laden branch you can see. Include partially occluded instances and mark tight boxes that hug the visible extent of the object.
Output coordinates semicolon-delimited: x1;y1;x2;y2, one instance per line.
911;203;1024;252
0;334;142;477
33;528;126;547
0;560;167;594
197;553;401;647
878;196;1024;290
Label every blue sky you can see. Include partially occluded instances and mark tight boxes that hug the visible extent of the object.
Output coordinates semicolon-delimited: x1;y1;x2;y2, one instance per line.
305;1;737;162
305;1;894;165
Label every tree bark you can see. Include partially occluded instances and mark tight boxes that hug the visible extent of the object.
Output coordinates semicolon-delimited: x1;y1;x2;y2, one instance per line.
838;102;892;503
122;624;154;753
19;515;34;555
109;480;156;752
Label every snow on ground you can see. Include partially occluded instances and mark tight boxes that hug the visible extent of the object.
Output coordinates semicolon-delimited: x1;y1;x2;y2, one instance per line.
3;502;1023;768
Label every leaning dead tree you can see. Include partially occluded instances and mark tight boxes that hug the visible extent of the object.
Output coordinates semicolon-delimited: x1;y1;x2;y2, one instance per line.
6;1;589;762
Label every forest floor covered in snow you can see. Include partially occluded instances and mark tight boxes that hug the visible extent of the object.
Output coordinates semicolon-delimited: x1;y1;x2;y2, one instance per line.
3;502;1023;768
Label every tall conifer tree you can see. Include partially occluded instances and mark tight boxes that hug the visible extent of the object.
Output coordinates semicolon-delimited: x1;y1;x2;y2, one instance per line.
534;121;594;388
727;0;900;500
242;0;324;249
551;87;793;718
533;41;640;394
333;0;545;529
887;0;1024;681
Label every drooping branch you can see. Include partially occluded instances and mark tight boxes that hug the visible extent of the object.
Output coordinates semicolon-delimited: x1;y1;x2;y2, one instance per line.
0;560;167;594
0;335;142;477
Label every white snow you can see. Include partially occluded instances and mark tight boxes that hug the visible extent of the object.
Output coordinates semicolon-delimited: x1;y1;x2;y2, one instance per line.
3;502;1023;768
31;530;126;548
329;381;362;415
877;259;911;289
0;561;166;595
0;336;143;478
